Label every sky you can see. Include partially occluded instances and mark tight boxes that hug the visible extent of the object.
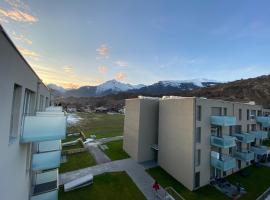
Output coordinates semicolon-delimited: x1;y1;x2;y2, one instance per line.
1;0;270;88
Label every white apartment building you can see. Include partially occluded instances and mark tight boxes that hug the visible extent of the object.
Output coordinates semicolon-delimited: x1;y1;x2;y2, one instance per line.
123;96;270;191
0;25;67;200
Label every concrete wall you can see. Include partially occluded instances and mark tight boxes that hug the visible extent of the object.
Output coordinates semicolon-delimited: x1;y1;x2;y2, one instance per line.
158;97;195;191
0;26;51;200
123;98;159;162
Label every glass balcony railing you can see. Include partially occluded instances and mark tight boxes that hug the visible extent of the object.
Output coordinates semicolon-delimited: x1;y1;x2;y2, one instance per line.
250;146;268;155
33;169;58;196
36;111;65;116
250;131;268;140
31;190;58;200
210;116;236;126
211;154;236;171
37;140;61;153
233;133;255;143
210;135;236;148
234;151;255;161
45;106;63;112
256;116;270;127
32;151;61;171
20;115;66;143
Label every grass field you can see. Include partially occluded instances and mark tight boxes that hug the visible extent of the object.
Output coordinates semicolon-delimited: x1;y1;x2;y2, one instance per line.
58;172;146;200
59;151;96;173
62;142;84;151
147;167;229;200
262;139;270;147
103;140;129;161
67;113;124;139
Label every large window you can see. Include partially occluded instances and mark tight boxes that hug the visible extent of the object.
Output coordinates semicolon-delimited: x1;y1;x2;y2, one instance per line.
195;149;201;167
211;107;222;116
9;84;22;143
39;95;44;111
195;172;200;188
247;109;250;120
196;105;202;121
196;127;201;143
45;97;49;108
239;109;242;121
223;108;227;116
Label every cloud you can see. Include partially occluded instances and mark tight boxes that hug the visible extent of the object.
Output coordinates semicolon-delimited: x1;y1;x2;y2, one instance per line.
12;31;32;44
0;7;38;23
98;66;108;74
63;66;73;73
5;0;29;10
115;72;125;81
96;44;108;58
18;46;40;60
114;60;128;67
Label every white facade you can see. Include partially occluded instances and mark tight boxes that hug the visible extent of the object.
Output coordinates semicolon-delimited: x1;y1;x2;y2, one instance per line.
0;25;66;200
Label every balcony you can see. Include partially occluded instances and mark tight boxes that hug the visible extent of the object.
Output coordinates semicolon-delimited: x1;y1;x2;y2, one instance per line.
37;140;61;153
211;154;236;171
32;151;61;171
250;131;268;140
20;115;66;143
256;116;270;127
250;146;268;156
233;133;255;143
31;190;57;200
210;116;236;126
36;111;65;116
210;135;236;148
234;151;255;161
32;169;58;196
45;106;63;112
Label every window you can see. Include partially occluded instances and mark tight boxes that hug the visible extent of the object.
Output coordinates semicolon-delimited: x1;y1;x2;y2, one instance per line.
195;172;200;188
235;125;242;133
39;95;44;111
9;84;22;143
23;89;35;116
239;109;242;121
223;108;227;116
238;160;241;169
247;124;250;132
196;105;201;121
258;110;262;116
196;127;201;143
251;124;256;131
247;109;250;120
251;110;256;119
195;149;201;166
45;97;49;108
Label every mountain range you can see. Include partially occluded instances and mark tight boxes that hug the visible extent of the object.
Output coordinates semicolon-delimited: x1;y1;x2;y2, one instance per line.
48;79;220;97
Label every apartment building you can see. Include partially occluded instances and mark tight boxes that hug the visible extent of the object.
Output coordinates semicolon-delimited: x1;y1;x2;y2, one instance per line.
123;96;270;191
0;25;66;200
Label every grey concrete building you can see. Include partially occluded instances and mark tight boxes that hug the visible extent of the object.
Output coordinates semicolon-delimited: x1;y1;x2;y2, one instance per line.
123;96;270;191
0;25;66;200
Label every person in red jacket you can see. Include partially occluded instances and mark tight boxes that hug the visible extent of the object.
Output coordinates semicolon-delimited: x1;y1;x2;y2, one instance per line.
153;180;160;199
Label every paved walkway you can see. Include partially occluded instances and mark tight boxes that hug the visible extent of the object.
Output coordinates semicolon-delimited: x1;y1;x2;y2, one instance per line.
96;135;123;144
60;158;167;200
86;143;111;164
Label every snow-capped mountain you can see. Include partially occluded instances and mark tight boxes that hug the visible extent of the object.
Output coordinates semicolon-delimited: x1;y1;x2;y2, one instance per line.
48;79;220;97
47;83;66;93
96;80;145;94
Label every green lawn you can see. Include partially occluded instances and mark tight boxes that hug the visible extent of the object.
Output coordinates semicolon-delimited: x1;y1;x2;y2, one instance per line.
58;172;146;200
59;151;96;173
147;167;229;200
262;139;270;147
62;135;80;143
103;140;129;161
147;166;270;200
62;142;84;151
67;113;124;139
226;166;270;199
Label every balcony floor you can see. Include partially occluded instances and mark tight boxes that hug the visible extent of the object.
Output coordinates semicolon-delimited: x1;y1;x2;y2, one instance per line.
33;181;57;195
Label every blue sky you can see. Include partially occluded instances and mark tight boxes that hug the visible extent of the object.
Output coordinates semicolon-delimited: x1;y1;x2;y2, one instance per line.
1;0;270;88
